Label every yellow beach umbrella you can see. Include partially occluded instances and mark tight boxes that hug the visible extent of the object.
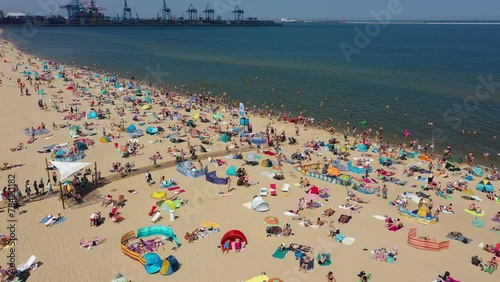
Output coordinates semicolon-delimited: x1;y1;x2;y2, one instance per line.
201;221;220;229
151;191;167;199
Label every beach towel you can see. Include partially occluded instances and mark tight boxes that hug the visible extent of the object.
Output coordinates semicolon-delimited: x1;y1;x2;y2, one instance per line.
317;254;332;266
298;221;320;229
167;186;180;191
259;171;275;179
174;189;185;194
54;217;66;225
219;192;232;197
40;215;52;224
242;202;252;209
373;215;387;221
264;151;276;156
446;233;472;244
288;244;312;253
272;247;289;259
299;257;314;270
284;211;299;217
293;183;301;187
338;205;351;210
461;195;483;201
341;237;356;245
464;209;485;217
388;226;402;232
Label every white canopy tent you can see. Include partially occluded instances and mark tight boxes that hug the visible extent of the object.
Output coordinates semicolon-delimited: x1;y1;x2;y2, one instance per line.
51;161;92;181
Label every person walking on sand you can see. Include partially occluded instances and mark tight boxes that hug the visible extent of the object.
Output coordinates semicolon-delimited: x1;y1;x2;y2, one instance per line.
327;271;336;282
25;180;31;201
146;171;153;186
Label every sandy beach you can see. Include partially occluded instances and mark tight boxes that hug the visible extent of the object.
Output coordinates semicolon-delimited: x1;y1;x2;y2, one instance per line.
0;34;499;282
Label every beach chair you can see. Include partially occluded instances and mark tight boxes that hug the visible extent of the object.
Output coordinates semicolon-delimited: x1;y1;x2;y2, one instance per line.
148;206;157;216
17;255;37;273
472;217;484;228
282;183;290;193
270;184;277;196
260;188;268;197
151;211;162;223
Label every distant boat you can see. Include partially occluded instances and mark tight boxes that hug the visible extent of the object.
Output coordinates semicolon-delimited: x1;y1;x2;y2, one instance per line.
281;18;297;23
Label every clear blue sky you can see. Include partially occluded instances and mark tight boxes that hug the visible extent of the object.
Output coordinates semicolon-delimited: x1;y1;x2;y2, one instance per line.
2;0;500;20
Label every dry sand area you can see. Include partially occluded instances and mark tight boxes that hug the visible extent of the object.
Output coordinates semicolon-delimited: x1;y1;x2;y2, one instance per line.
0;37;499;282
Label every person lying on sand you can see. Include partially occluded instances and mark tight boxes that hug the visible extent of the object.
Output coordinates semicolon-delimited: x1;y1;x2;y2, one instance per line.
45;213;62;227
418;236;436;242
349;194;369;204
80;237;106;248
322;208;335;217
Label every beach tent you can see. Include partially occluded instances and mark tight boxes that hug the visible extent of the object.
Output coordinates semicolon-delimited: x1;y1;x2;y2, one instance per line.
261;159;272;167
160;200;177;211
87;111;97;119
146;127;158;135
356;144;368;152
245;153;258;162
143;253;163;274
251;197;270;212
307;186;320;195
50;161;91;181
472;166;484;177
251;137;267;145
220;230;248;248
219;134;230;143
476;180;494;193
327;166;341;176
161;255;180;276
226;166;237;176
99;136;111;143
126;124;137;133
75;141;88;151
379;157;393;166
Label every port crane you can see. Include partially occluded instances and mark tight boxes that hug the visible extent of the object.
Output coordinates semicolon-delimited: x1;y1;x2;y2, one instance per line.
231;5;244;22
203;4;214;21
123;0;132;20
187;4;197;21
162;0;172;21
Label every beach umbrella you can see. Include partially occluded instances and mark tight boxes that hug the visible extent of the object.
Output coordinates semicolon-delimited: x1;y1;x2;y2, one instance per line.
476;180;494;193
245;153;257;162
146;126;158;135
472;166;484;177
264;216;279;226
151;191;167;199
201;221;220;229
160;200;176;211
142;104;152;110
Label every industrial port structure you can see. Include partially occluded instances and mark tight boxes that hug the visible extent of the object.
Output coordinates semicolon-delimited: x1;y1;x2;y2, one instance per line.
43;0;279;26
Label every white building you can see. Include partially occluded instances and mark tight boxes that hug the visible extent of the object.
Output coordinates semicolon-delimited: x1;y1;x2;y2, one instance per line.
6;12;27;18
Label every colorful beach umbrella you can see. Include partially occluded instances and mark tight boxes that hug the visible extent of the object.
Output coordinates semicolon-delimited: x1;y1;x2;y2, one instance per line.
264;216;279;226
151;191;167;199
